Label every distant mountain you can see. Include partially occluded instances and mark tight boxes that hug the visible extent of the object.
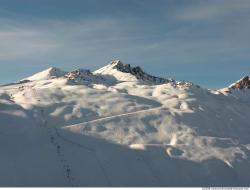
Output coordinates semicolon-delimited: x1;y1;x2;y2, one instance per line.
229;76;250;90
219;76;250;103
94;60;175;84
22;60;178;85
0;59;250;187
23;67;67;81
64;69;106;84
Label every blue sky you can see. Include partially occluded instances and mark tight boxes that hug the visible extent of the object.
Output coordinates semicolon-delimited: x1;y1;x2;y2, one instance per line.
0;0;249;88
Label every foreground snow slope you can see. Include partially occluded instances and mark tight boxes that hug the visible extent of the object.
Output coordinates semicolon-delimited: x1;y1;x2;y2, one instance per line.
0;61;250;186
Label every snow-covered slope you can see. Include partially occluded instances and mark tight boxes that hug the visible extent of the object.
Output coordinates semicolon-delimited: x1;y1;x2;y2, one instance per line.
219;76;250;104
23;67;67;81
1;61;250;187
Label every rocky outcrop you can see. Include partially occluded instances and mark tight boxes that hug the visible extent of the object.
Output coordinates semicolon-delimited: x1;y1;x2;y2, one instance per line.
111;60;170;84
64;69;105;83
229;76;250;90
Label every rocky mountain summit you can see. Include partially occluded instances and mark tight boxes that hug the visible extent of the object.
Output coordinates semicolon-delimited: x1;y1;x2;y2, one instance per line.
19;60;193;87
229;76;250;90
112;60;170;84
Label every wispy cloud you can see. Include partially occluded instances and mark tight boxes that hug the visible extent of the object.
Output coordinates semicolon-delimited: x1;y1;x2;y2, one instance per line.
0;19;60;60
0;17;161;66
173;0;250;21
0;6;249;67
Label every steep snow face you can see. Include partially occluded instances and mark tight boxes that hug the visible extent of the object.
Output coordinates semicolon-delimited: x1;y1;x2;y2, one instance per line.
94;60;139;82
94;60;172;84
23;67;67;81
1;63;250;186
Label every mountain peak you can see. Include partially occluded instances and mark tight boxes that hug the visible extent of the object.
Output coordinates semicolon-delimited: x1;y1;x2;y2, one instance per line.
110;59;122;66
229;76;250;90
23;67;67;81
112;61;143;75
94;60;170;84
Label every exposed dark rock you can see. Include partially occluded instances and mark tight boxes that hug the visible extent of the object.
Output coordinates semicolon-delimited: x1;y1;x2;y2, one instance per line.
111;60;170;84
64;69;105;83
230;76;250;90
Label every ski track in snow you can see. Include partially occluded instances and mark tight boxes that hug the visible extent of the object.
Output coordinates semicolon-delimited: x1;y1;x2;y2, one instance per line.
39;110;77;187
57;105;169;186
39;109;113;186
54;124;113;186
63;105;165;128
55;104;167;186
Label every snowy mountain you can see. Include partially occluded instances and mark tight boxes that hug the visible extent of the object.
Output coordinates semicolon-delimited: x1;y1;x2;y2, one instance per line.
219;76;250;104
23;67;67;81
0;60;250;187
64;69;107;84
229;76;250;90
94;60;177;84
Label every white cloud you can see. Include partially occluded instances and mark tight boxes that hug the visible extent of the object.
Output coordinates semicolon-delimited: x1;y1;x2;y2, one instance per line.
0;8;249;70
0;17;160;65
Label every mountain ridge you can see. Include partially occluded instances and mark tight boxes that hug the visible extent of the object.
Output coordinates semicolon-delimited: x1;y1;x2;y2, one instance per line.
0;59;250;186
20;60;193;87
229;76;250;90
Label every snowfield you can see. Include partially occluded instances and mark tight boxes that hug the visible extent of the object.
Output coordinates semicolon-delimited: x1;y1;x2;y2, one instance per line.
0;60;250;186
